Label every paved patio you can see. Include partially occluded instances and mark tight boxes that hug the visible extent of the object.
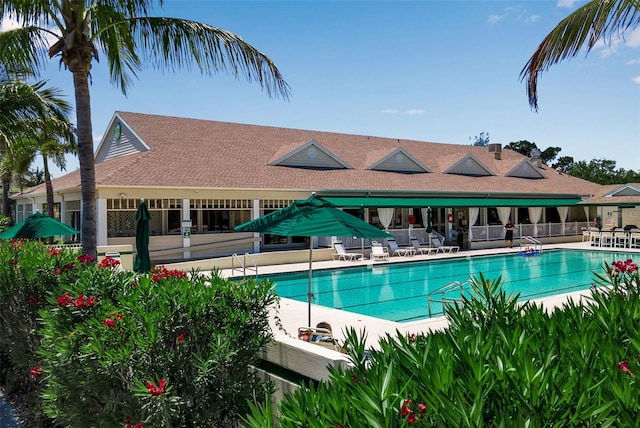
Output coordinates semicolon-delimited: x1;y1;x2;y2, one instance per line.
219;242;640;350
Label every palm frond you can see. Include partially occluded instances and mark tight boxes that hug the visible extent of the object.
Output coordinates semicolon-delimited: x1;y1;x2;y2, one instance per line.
0;27;54;77
520;0;640;111
97;17;290;99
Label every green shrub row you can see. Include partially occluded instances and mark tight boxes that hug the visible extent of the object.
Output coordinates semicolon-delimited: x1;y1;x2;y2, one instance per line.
0;240;279;427
246;261;640;427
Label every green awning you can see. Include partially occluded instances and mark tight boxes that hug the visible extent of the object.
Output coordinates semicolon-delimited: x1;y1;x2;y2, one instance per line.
323;197;583;208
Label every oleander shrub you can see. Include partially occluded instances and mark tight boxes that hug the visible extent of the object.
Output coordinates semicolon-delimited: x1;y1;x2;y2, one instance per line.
0;240;280;427
0;240;84;426
246;262;640;427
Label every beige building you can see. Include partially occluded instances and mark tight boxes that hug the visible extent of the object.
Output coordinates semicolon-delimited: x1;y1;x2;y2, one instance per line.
13;111;617;262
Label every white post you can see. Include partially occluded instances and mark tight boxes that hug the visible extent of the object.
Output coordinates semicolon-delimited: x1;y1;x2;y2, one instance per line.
182;199;190;259
96;198;108;246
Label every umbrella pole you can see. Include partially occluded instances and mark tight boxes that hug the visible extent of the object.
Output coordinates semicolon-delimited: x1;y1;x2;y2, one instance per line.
307;238;313;327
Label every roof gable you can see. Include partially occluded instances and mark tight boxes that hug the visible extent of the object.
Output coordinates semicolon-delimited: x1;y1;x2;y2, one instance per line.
505;159;547;179
444;154;495;177
269;139;351;170
95;113;150;163
606;183;640;197
368;147;431;174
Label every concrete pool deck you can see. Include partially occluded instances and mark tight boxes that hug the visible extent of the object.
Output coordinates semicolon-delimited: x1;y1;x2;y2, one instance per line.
218;242;640;350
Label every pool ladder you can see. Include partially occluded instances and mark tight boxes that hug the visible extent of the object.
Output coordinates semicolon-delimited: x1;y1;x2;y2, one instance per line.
231;253;258;278
427;279;473;318
520;236;543;253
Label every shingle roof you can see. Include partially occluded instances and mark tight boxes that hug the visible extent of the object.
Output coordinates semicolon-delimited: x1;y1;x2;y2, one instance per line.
27;111;605;198
579;183;640;205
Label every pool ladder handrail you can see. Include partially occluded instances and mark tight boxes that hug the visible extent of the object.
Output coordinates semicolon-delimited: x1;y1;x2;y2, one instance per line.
231;253;258;278
520;236;543;252
427;279;473;317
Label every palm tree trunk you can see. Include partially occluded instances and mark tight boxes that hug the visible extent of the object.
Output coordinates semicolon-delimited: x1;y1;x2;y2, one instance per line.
43;155;54;219
1;176;11;218
72;70;97;259
43;154;54;244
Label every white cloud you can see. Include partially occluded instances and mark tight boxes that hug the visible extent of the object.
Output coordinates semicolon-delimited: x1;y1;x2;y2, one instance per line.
557;0;578;8
632;76;640;84
405;109;425;115
381;109;398;114
628;59;639;65
526;14;540;24
0;14;22;31
1;13;59;45
487;14;506;25
626;27;640;48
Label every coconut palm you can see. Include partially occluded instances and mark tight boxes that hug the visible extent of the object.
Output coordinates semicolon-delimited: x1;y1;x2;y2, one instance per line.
0;75;74;218
521;0;640;110
0;1;290;258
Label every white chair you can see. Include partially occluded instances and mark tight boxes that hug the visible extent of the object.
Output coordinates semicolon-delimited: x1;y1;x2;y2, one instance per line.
589;230;601;247
387;238;415;256
370;242;390;260
581;228;590;244
600;231;613;247
332;241;362;261
613;231;628;248
410;238;435;255
431;234;460;253
629;231;640;249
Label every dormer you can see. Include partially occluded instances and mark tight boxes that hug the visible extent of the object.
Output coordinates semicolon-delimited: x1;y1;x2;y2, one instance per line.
444;154;495;177
269;139;351;170
605;183;640;197
368;148;431;174
95;114;150;163
505;159;547;179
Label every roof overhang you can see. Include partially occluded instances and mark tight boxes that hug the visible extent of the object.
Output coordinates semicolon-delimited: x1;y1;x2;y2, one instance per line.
323;197;583;208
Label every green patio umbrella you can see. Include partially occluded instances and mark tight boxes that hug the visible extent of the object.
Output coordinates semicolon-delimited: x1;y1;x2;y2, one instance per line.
426;206;433;246
133;199;152;273
235;193;391;326
0;212;79;239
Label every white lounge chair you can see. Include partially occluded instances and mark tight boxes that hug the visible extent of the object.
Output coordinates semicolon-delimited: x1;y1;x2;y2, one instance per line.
431;234;459;253
410;238;434;255
370;242;389;261
387;237;415;256
332;241;363;261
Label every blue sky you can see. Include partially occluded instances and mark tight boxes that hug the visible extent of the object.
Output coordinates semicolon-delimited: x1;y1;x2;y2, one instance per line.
4;0;640;175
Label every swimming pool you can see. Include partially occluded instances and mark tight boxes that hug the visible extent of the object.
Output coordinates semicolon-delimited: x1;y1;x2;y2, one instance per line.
264;249;637;323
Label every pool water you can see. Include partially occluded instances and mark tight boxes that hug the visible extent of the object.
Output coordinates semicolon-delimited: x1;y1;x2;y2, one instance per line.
265;249;637;323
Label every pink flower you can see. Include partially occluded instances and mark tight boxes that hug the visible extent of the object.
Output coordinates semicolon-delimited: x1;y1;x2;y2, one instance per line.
175;333;186;346
30;366;42;377
418;403;427;414
57;292;73;306
125;416;144;428
145;379;167;396
47;247;61;256
77;254;95;264
618;360;635;377
401;400;412;416
103;319;116;327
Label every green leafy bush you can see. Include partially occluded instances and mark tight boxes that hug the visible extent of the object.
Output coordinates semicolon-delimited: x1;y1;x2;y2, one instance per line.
0;241;279;427
247;262;640;427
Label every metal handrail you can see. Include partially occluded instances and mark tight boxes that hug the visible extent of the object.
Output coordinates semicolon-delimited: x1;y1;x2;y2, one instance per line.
231;253;258;278
243;253;258;278
427;279;473;317
521;236;542;252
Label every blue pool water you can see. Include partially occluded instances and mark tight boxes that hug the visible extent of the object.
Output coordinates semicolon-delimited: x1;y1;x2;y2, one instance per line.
263;249;637;323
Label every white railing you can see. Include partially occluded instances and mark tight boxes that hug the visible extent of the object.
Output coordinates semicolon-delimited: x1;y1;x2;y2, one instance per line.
231;253;258;278
469;221;590;242
318;221;589;249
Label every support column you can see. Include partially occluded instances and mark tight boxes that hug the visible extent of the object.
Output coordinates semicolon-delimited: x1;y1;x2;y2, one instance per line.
96;198;108;246
182;199;191;259
252;199;260;253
